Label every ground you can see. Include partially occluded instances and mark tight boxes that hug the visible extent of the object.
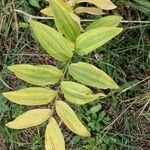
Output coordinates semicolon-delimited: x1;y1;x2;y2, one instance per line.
0;0;150;150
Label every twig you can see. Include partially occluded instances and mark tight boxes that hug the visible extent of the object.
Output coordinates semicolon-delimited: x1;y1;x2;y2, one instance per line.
15;10;53;20
15;9;150;24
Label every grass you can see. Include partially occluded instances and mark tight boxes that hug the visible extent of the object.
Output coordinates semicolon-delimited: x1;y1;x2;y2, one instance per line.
0;0;150;150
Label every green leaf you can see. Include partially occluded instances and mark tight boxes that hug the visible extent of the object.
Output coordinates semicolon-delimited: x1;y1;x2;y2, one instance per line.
29;20;74;61
76;0;117;10
8;64;63;86
89;104;102;114
50;0;81;42
85;15;122;31
68;62;119;89
3;87;56;106
45;117;65;150
6;109;51;129
75;27;123;55
61;81;105;105
28;0;40;8
56;101;91;137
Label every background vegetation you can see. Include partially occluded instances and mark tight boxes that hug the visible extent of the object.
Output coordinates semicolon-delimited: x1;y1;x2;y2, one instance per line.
0;0;150;149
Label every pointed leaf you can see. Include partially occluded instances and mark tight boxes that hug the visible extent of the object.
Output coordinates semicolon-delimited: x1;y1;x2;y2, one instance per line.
29;20;74;61
75;7;104;16
61;81;105;104
85;15;122;31
40;7;53;16
68;62;119;89
50;0;81;42
76;27;123;55
6;109;51;129
8;64;63;86
76;0;117;10
56;101;90;137
3;87;56;105
29;0;40;8
45;117;65;150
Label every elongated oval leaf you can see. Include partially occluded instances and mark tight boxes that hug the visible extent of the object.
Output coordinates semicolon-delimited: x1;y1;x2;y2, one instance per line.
3;87;56;105
75;7;104;16
6;109;51;129
61;81;105;104
56;101;90;137
29;20;74;61
8;64;63;86
76;27;123;55
76;0;117;10
85;15;122;31
29;0;40;8
68;62;119;89
45;117;65;150
50;0;81;42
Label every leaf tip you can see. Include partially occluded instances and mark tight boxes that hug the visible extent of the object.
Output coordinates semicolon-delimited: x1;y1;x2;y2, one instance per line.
5;122;14;129
85;131;91;137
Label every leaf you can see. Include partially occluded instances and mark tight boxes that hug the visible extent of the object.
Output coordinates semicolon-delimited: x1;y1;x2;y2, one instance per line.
56;101;90;137
8;64;63;86
75;7;104;16
68;0;76;6
50;0;81;42
6;109;51;129
75;27;123;55
70;13;83;31
3;87;56;105
76;0;117;10
29;20;74;61
45;117;65;150
61;81;105;104
68;62;119;89
40;7;53;16
85;15;122;31
89;104;102;114
28;0;40;8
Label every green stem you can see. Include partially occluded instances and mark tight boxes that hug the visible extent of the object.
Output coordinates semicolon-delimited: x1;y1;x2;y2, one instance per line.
48;59;71;119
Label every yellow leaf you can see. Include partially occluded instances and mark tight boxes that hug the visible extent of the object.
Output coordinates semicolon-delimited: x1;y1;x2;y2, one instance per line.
67;0;76;6
56;101;91;137
50;0;81;42
3;87;56;105
29;20;74;61
61;81;105;104
6;109;51;129
70;13;84;31
76;0;117;10
85;15;122;31
40;7;53;16
68;62;119;89
45;117;65;150
8;64;63;86
75;27;123;55
75;7;104;15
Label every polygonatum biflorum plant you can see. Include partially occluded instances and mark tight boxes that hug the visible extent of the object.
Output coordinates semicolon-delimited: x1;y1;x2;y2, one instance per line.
2;0;123;149
41;0;116;17
41;0;117;31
